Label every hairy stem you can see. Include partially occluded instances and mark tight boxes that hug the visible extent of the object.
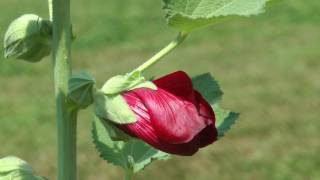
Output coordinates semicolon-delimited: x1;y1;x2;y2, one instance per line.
134;32;188;73
51;0;77;179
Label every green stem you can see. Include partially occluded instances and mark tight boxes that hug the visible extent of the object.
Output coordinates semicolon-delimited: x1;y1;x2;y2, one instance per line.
134;32;188;73
51;0;77;180
48;0;53;21
124;169;133;180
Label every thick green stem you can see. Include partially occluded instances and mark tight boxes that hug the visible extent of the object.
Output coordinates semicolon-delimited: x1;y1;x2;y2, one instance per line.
134;32;188;73
48;0;53;20
124;169;133;180
51;0;77;179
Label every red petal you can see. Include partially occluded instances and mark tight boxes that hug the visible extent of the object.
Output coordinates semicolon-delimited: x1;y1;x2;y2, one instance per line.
118;90;199;156
153;71;195;103
131;88;211;144
116;72;217;156
193;91;218;147
194;125;217;148
194;91;216;124
118;91;159;143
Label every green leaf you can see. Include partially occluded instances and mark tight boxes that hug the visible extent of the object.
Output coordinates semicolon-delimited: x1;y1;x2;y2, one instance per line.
192;73;239;139
101;71;156;95
94;91;137;124
163;0;269;32
92;117;169;173
213;104;240;138
192;73;223;104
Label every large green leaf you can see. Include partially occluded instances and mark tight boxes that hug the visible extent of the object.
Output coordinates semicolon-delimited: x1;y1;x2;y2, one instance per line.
192;73;239;139
163;0;270;32
92;117;169;173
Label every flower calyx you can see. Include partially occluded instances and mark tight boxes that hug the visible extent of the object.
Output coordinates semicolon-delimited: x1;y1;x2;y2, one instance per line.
95;70;156;125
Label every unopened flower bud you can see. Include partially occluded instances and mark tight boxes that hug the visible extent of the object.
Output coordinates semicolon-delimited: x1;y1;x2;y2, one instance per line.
0;156;47;180
3;14;52;62
68;71;96;109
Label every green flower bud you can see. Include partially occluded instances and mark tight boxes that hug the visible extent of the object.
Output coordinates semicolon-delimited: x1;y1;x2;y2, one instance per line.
68;71;96;109
4;170;47;180
0;156;47;180
3;14;52;62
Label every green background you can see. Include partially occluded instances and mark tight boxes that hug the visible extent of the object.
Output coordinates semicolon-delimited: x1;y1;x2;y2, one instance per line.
0;0;319;179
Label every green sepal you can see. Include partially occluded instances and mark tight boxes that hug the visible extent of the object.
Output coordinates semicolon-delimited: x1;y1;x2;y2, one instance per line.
0;156;47;180
162;0;270;32
97;118;132;142
94;91;137;124
192;73;239;139
92;117;169;173
96;71;157;124
3;14;52;62
101;71;157;95
68;71;96;109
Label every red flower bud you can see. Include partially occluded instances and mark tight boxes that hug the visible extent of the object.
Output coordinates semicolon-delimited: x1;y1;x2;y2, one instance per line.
117;71;217;156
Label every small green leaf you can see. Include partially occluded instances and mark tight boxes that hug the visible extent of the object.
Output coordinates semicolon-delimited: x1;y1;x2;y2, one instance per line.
192;73;239;139
101;71;156;95
213;104;239;138
94;91;137;124
68;71;96;109
92;117;169;173
163;0;270;32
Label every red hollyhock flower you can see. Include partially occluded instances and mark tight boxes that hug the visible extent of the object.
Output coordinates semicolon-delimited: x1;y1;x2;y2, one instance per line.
117;71;217;156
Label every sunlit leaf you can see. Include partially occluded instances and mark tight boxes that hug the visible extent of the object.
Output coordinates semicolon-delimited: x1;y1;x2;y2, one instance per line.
92;117;169;173
163;0;270;31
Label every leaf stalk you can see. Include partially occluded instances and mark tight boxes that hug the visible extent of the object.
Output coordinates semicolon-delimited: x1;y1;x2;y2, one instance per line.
134;32;188;73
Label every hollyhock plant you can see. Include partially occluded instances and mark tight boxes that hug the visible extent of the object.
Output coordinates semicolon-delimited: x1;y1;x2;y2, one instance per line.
1;0;272;177
114;71;218;156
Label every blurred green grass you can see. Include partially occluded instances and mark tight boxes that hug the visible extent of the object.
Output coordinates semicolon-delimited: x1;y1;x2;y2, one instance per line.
0;0;319;179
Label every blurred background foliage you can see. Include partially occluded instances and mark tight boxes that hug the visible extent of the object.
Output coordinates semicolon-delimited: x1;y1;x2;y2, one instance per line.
0;0;319;179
